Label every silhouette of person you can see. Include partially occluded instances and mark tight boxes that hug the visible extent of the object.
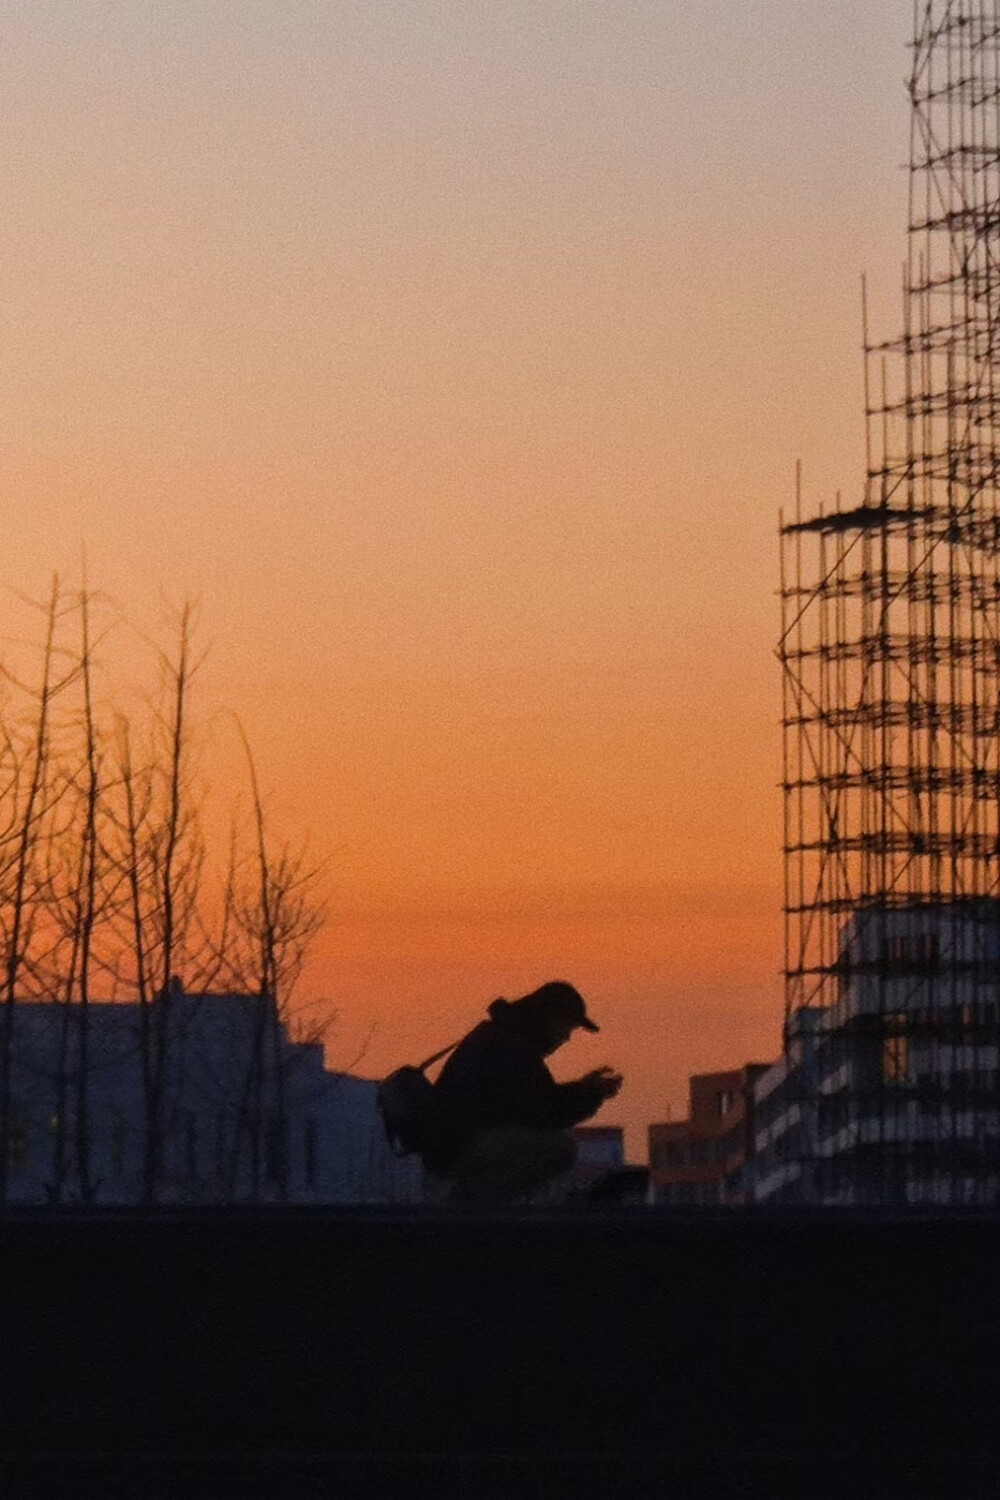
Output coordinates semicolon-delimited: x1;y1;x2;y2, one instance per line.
421;980;623;1205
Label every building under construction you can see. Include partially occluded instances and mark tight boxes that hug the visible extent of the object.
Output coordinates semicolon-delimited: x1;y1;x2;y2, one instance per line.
778;1;1000;1204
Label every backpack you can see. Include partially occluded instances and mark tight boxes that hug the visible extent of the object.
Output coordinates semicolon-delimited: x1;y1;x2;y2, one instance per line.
376;1036;465;1157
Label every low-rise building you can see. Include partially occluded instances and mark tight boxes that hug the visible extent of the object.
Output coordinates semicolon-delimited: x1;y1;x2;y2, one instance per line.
571;1123;625;1184
2;985;421;1204
648;1065;769;1205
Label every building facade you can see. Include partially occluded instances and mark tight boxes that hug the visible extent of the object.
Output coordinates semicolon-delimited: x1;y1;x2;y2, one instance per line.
747;1008;823;1204
648;1065;768;1205
3;985;420;1205
751;901;1000;1205
571;1124;625;1179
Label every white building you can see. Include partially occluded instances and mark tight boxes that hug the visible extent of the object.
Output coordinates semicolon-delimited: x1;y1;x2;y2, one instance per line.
751;900;1000;1205
748;1009;823;1204
2;985;421;1205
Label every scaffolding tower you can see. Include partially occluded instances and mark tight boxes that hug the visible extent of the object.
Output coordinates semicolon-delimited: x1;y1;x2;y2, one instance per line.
778;0;1000;1204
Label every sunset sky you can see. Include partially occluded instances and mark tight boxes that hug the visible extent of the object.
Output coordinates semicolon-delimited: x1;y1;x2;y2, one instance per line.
2;1;916;1151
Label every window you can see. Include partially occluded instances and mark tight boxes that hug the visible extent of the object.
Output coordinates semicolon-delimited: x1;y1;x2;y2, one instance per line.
887;935;908;967
111;1108;125;1180
882;1014;909;1084
184;1113;197;1177
7;1113;28;1170
304;1117;318;1187
916;932;940;970
651;1140;685;1170
717;1090;734;1118
265;1114;285;1185
215;1115;227;1177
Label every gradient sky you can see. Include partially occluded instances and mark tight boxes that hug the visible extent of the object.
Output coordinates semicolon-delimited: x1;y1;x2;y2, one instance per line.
2;1;917;1152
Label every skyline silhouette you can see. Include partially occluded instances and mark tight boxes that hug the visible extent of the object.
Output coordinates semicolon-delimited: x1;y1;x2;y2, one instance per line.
1;2;918;1151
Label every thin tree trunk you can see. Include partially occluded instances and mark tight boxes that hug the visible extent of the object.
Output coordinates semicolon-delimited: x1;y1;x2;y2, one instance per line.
73;584;99;1203
50;830;85;1204
241;726;284;1202
146;603;194;1204
0;578;60;1204
117;717;154;1203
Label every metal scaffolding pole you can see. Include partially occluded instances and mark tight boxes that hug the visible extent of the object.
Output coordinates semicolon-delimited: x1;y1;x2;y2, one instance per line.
778;0;1000;1205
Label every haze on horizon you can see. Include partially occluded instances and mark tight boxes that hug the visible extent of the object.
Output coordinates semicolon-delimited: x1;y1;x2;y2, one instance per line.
1;1;915;1151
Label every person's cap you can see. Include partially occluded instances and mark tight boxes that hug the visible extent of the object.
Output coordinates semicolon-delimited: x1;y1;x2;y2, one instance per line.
533;980;600;1033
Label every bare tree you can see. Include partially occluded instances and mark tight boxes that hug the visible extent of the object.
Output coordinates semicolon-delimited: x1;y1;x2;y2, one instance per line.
41;584;108;1202
140;603;206;1202
0;584;329;1207
69;582;105;1202
99;602;207;1202
0;579;76;1203
216;725;326;1200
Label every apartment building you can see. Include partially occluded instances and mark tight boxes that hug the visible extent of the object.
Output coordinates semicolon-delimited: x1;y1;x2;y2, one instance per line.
648;1064;768;1205
1;984;420;1204
751;900;1000;1205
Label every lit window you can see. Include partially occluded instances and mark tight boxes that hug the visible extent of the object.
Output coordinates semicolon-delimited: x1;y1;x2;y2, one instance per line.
882;1014;909;1084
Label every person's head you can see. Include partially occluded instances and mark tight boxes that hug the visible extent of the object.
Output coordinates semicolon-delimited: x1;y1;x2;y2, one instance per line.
490;980;599;1055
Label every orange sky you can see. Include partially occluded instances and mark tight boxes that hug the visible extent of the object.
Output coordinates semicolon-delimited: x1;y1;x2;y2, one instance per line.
1;1;916;1154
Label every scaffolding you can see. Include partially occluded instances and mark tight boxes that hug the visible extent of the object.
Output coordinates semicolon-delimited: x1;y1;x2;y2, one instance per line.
778;0;1000;1204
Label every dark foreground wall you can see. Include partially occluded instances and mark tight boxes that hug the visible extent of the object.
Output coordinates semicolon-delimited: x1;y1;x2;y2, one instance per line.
1;1206;997;1498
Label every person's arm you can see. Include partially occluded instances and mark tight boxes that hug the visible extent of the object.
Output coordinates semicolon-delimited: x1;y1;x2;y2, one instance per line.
513;1057;622;1129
